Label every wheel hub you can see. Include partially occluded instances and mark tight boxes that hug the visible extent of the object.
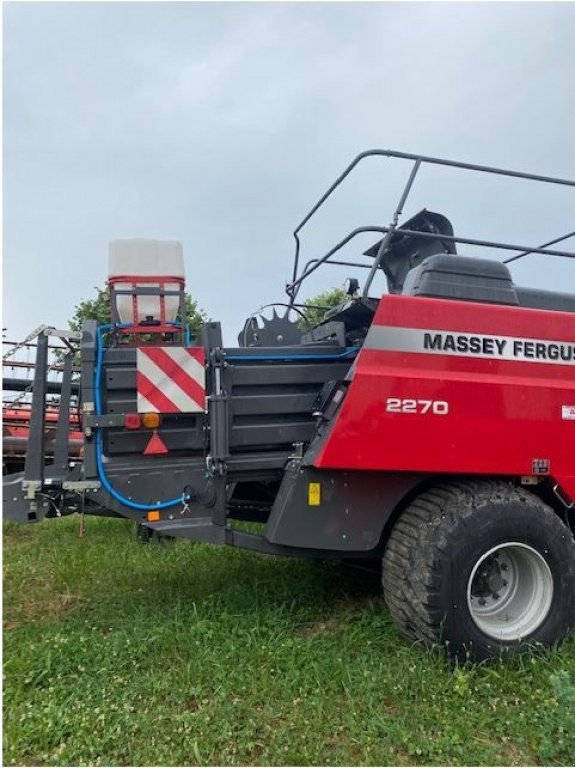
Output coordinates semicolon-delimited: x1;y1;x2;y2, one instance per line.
467;543;554;641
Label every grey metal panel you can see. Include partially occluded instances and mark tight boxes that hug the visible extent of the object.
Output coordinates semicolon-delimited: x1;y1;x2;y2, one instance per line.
4;472;47;522
80;321;98;480
228;362;350;387
229;421;315;449
105;396;138;414
223;355;352;455
103;455;207;510
230;392;317;417
53;353;73;474
201;322;223;348
226;452;290;482
105;369;136;389
23;332;48;490
106;427;204;454
104;454;205;474
266;462;425;551
103;348;137;364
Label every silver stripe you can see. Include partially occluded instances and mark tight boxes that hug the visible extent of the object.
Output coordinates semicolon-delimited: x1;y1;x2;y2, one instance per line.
162;347;205;386
364;325;575;366
137;392;160;414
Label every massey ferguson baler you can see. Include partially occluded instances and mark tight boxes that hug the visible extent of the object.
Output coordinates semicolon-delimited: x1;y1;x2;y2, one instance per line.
4;150;575;662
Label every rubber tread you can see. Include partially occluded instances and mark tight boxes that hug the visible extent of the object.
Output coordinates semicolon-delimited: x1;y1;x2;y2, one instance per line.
381;479;573;652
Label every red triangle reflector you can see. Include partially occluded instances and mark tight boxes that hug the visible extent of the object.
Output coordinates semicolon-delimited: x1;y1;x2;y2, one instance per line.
143;431;169;455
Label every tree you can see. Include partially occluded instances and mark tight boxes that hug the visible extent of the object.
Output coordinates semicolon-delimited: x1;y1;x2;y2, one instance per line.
298;286;348;329
68;285;208;338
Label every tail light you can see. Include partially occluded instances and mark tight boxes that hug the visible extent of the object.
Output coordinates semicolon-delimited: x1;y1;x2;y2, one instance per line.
123;413;163;430
123;413;141;430
141;412;161;429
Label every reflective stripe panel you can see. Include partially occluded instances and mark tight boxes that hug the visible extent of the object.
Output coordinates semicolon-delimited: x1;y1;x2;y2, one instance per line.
136;347;206;413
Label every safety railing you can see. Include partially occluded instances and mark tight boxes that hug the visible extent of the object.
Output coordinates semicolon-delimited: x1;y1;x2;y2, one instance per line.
286;149;575;302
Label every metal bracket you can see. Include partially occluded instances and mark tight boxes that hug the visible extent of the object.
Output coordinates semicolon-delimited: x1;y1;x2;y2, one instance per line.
84;414;125;428
43;328;83;341
553;483;575;510
62;481;102;492
22;480;42;500
289;442;305;460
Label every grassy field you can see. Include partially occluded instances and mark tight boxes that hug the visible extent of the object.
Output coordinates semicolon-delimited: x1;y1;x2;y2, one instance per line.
3;516;575;766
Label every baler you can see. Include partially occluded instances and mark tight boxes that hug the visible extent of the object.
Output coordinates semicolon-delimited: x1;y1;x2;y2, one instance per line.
4;150;575;661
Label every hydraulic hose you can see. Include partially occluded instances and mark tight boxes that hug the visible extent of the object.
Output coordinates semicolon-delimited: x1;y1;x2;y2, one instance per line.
94;322;189;511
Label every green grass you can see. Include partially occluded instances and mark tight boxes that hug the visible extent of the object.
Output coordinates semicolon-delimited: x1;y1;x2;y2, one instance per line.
3;516;575;766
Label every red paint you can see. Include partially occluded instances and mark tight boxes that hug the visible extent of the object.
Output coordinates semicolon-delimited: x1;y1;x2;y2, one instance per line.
315;295;575;503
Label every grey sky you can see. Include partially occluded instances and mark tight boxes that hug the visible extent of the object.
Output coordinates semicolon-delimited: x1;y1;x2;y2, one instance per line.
4;1;574;345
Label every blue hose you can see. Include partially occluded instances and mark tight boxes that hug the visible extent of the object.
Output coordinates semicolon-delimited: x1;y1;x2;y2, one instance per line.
94;322;187;510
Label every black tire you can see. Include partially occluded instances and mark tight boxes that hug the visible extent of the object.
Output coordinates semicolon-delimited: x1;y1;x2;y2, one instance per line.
382;480;575;662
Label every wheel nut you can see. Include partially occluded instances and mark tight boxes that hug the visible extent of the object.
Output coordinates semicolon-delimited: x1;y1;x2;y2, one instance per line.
478;598;487;606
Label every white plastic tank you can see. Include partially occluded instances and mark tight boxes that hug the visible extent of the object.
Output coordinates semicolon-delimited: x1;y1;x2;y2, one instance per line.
108;239;185;325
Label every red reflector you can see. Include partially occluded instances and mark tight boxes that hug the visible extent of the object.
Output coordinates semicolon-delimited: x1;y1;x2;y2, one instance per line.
143;431;169;455
124;413;141;430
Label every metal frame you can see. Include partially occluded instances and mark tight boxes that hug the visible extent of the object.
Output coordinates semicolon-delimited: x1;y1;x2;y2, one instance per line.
286;149;575;303
108;281;187;340
21;328;81;502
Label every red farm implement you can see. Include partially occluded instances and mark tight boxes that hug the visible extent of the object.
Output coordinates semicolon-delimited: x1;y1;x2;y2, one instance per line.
4;150;575;661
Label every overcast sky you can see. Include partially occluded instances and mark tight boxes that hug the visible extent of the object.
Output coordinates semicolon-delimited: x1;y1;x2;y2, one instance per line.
4;1;575;346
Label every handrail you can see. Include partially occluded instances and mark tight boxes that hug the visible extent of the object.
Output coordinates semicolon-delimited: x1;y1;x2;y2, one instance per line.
288;149;575;301
286;225;575;299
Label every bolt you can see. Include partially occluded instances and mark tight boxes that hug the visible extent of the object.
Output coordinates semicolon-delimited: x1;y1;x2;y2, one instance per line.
500;563;508;571
502;580;508;587
492;592;500;600
478;598;487;606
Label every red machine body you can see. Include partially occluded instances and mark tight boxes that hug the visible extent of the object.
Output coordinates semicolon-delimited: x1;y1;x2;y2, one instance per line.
317;295;575;502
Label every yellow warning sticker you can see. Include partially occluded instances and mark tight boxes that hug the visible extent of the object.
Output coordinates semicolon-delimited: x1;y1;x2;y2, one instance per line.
308;482;321;506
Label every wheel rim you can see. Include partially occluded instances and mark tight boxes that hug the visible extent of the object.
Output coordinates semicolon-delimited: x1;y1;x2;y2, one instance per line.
466;542;554;641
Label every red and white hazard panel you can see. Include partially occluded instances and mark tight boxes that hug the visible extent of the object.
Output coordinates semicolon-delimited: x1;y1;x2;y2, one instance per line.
136;347;206;413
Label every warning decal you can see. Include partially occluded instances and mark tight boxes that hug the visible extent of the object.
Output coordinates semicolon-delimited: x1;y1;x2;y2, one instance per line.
136;347;206;413
562;405;575;421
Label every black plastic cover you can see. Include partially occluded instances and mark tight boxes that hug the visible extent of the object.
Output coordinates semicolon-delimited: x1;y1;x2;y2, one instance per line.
402;254;519;305
516;287;575;314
